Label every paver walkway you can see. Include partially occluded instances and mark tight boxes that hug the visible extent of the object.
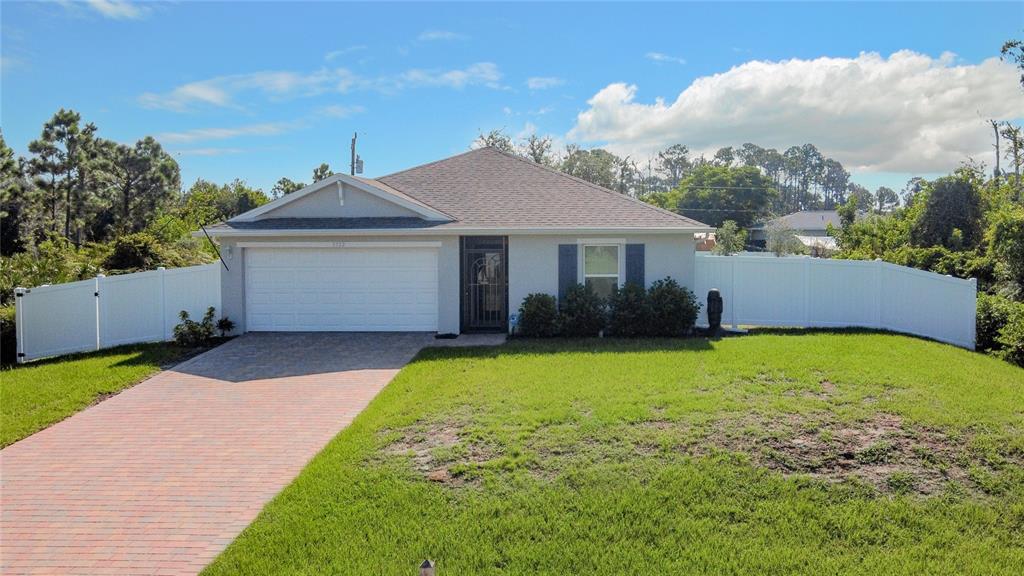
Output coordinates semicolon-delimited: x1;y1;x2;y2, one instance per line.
1;332;503;575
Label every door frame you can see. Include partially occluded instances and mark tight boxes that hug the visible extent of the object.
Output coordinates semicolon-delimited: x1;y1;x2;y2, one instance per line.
459;236;509;333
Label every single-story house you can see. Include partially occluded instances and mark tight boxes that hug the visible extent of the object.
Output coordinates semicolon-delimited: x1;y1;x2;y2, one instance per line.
199;147;711;334
749;210;840;255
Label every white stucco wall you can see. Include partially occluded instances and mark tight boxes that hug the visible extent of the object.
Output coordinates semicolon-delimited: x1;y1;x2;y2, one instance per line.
507;234;697;317
218;232;696;335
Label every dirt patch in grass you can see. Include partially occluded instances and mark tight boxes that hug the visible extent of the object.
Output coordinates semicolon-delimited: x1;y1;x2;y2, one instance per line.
379;410;1017;496
694;412;979;494
380;421;499;487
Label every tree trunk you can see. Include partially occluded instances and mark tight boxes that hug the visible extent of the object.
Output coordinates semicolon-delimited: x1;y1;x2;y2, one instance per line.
991;120;1001;188
123;180;131;228
64;169;72;240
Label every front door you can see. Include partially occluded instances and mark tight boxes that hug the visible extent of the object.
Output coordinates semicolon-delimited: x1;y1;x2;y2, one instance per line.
460;236;508;332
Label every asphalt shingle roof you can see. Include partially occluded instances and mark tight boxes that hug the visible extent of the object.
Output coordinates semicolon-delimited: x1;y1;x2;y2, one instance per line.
372;147;707;230
751;210;840;232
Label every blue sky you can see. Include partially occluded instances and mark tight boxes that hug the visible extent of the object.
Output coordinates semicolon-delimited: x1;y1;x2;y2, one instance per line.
2;1;1022;194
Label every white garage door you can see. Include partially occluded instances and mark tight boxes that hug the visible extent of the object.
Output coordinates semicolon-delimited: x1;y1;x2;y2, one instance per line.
245;247;438;331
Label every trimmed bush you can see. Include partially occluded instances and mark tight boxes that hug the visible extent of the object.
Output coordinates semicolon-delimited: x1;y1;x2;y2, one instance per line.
560;284;606;337
607;282;650;337
646;278;700;337
518;293;559;337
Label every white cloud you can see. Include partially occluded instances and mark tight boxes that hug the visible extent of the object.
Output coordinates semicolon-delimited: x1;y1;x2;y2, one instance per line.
56;0;150;20
526;76;565;90
645;52;686;65
399;62;502;89
139;63;503;110
60;0;151;20
157;122;298;144
418;30;466;41
325;46;368;61
570;50;1024;173
139;81;232;110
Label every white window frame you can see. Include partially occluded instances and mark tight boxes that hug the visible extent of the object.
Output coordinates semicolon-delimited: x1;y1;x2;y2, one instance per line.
578;240;625;292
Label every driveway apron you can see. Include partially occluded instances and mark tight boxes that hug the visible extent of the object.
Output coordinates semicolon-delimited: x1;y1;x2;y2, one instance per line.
0;333;447;575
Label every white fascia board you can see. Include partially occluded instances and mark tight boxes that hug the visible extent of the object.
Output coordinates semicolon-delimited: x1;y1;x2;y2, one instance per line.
228;173;451;222
195;226;713;238
236;241;442;249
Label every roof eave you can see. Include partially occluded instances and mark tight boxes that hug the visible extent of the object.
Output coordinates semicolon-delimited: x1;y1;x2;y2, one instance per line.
227;173;454;223
193;225;714;238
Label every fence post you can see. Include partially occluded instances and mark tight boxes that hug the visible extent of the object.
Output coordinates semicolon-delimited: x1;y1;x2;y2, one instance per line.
14;287;26;364
158;267;167;341
730;257;738;329
802;257;811;326
874;259;884;329
95;274;104;351
969;277;978;350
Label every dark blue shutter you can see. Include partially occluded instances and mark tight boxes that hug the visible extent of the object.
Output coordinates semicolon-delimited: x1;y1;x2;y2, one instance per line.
625;244;645;287
558;244;577;306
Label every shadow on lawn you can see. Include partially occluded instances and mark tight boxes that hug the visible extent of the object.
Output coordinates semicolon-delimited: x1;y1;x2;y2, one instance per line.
3;342;199;371
413;325;972;366
741;325;974;349
413;335;718;365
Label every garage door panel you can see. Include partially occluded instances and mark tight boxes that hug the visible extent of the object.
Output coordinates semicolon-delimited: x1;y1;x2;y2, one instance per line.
245;247;438;332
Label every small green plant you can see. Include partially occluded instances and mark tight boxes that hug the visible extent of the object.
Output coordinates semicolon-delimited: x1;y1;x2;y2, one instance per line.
713;220;747;255
216;316;236;337
173;306;217;347
886;471;917;494
517;293;559;337
646;278;700;337
559;283;606;337
855;441;894;465
607;282;650;337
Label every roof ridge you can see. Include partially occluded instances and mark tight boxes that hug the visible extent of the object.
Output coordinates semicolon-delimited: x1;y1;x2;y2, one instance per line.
377;147;486;181
484;146;709;228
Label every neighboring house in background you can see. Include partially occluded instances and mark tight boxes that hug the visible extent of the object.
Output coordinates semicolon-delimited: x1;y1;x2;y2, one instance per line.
695;232;716;252
199;147;711;335
749;210;840;256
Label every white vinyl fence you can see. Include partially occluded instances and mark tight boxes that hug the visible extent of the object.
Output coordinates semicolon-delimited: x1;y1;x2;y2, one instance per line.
694;255;977;349
14;264;221;362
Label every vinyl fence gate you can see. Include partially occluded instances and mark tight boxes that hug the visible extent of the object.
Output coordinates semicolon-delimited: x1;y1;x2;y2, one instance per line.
15;264;221;363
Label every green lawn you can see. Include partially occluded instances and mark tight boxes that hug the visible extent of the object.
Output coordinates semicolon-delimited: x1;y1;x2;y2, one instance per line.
0;343;202;447
200;332;1018;574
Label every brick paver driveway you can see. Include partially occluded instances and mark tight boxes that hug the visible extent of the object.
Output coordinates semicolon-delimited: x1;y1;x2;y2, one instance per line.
1;333;499;575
